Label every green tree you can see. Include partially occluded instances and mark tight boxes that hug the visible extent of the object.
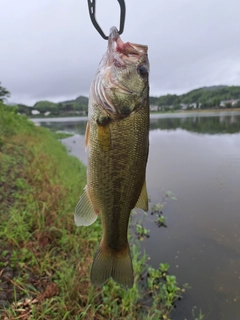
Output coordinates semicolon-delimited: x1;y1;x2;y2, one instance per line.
213;98;220;107
17;104;32;116
33;101;59;114
0;82;10;102
173;104;181;110
234;100;240;108
225;102;232;108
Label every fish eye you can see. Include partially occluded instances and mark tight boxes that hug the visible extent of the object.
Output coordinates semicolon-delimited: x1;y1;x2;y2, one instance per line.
138;65;148;77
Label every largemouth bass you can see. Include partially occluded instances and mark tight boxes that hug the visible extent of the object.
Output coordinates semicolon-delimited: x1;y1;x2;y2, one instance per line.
75;27;149;288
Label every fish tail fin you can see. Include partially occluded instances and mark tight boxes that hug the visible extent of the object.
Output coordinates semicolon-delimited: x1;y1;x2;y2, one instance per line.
112;244;134;288
90;242;134;288
90;245;112;287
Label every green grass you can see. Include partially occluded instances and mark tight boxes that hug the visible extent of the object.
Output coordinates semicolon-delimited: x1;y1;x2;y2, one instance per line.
0;103;192;320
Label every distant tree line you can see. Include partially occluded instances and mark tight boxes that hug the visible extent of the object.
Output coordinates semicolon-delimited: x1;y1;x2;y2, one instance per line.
1;82;240;117
17;96;89;117
151;86;240;109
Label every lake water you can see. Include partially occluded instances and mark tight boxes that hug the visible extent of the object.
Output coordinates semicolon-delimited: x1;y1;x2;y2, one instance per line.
32;112;240;320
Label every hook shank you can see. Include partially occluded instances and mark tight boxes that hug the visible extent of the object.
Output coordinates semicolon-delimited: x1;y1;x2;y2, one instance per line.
87;0;126;40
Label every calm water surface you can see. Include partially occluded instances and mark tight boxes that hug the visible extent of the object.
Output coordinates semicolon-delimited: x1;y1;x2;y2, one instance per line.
33;112;240;320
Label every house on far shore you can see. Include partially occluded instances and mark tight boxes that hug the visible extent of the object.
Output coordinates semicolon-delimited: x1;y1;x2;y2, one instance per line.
44;111;51;116
31;109;40;115
189;103;197;109
232;99;240;106
150;105;158;112
180;103;188;110
180;102;201;109
220;100;230;107
220;99;239;107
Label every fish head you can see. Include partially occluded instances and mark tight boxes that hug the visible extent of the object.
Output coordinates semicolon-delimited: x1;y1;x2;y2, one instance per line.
92;27;149;117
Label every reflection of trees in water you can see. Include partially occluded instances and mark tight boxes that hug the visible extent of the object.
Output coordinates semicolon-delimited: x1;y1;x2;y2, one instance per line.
150;115;240;134
40;121;88;135
39;115;240;135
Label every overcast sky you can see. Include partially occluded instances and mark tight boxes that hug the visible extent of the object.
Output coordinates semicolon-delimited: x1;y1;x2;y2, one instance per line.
1;0;240;105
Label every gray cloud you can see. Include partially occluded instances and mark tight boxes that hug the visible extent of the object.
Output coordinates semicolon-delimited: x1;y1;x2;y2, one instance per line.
1;0;240;105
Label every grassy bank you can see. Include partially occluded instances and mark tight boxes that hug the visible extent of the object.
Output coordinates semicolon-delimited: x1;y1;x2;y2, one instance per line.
0;103;186;320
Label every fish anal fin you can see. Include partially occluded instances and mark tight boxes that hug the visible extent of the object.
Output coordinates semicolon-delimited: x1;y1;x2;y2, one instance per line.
74;186;98;226
135;179;148;211
85;121;90;150
90;243;133;288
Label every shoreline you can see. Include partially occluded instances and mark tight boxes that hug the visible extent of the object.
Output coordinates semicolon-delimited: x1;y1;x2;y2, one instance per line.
29;108;240;123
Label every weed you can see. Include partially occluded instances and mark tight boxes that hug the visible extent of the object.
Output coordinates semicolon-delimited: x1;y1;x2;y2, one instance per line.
165;191;177;201
135;223;150;240
191;307;205;320
155;214;167;227
151;202;164;213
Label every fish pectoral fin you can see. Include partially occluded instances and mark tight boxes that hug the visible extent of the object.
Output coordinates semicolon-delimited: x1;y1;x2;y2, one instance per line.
135;179;148;212
85;121;90;150
74;187;98;226
90;243;134;288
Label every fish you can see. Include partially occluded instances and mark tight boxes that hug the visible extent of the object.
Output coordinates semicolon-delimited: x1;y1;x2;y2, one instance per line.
74;26;149;288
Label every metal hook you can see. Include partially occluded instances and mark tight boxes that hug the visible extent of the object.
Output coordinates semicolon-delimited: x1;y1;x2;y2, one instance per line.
87;0;126;40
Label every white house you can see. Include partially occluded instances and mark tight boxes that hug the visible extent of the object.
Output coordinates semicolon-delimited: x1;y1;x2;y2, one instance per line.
220;100;237;107
31;110;40;115
189;103;197;109
180;103;188;110
232;99;240;106
150;105;158;112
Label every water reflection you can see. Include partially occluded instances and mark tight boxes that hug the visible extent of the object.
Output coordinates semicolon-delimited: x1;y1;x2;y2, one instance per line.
146;128;240;320
36;120;87;135
33;112;240;135
150;114;240;134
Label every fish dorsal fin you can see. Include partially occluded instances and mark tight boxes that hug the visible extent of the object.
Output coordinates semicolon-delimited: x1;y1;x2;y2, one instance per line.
135;180;148;212
74;186;98;226
85;121;90;150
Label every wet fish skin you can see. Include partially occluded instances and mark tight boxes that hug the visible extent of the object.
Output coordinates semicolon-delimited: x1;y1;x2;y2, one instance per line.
75;27;149;288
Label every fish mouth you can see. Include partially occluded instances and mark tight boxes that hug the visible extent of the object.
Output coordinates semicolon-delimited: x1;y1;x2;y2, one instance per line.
107;26;148;67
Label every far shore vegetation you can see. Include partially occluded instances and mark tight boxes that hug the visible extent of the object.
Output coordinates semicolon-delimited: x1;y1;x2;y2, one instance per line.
1;82;240;118
0;94;207;318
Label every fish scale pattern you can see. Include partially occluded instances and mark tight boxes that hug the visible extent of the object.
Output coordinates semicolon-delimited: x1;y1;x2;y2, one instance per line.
88;104;149;252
